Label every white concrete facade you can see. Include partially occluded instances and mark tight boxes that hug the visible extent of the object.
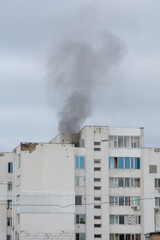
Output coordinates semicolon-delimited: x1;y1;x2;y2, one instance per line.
0;126;160;240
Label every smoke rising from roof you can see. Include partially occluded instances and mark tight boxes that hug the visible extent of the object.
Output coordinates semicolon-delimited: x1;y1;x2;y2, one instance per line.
48;32;126;133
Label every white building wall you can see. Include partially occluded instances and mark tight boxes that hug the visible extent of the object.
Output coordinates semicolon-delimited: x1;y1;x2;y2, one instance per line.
142;148;160;236
13;143;75;240
0;152;14;240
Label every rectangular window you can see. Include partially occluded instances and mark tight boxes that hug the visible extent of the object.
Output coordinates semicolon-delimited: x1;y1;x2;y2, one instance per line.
94;205;101;209
7;236;12;240
109;157;114;169
17;154;21;168
94;159;101;164
79;139;85;148
125;197;129;206
119;215;124;224
8;182;12;191
109;136;114;148
94;235;101;238
125;158;130;169
94;167;101;171
75;156;85;169
76;214;85;224
118;158;124;169
94;197;101;201
8;162;13;173
7;217;12;226
131;197;140;206
118;178;124;187
134;178;140;187
94;142;101;146
7;200;12;209
75;177;79;186
75;196;82;205
94;148;101;151
109;178;114;187
94;178;101;182
80;157;84;168
110;234;114;240
76;233;85;240
135;158;140;169
110;215;114;224
131;158;134;169
124;136;129;148
109;197;114;206
155;179;160;188
94;216;101;219
118;136;123;148
155;197;160;206
119;197;124;206
125;178;130;187
150;165;157;173
94;186;101;190
94;224;101;227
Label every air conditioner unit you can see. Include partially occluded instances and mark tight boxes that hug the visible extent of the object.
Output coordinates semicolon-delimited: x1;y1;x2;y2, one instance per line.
131;206;139;211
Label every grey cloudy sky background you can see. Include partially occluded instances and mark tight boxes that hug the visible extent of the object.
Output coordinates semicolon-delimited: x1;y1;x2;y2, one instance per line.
1;0;160;152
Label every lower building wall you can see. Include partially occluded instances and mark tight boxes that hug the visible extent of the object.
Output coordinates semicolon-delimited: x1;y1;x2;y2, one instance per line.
19;213;75;239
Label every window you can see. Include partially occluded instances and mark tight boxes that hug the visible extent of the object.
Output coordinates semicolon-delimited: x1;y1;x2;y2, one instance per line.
75;196;82;205
17;154;21;168
155;179;160;188
94;186;101;190
79;139;85;148
110;216;141;225
76;214;85;224
7;217;12;227
110;234;141;240
94;159;101;164
7;236;12;240
94;216;101;219
17;214;20;224
134;178;140;187
75;156;84;169
8;182;12;191
94;178;101;182
75;177;79;186
75;177;85;187
76;233;85;240
109;157;140;170
94;205;101;209
94;167;101;171
8;162;13;173
118;178;124;187
109;136;140;149
94;224;101;227
155;197;160;206
94;197;101;201
130;197;140;206
149;165;157;173
119;197;124;206
125;158;130;169
125;178;130;187
109;196;140;207
119;216;124;224
94;142;101;146
94;148;101;151
7;200;12;209
131;137;139;148
94;235;101;238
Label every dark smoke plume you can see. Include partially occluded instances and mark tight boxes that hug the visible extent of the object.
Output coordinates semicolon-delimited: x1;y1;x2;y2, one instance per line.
48;32;126;133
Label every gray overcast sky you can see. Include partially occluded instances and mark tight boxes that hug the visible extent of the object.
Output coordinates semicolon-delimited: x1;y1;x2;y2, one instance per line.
1;0;160;152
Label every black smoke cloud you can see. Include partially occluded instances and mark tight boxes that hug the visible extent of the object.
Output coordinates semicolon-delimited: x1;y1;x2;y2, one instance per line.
48;32;126;133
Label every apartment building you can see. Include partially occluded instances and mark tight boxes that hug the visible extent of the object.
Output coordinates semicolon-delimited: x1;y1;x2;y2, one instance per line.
0;126;160;240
